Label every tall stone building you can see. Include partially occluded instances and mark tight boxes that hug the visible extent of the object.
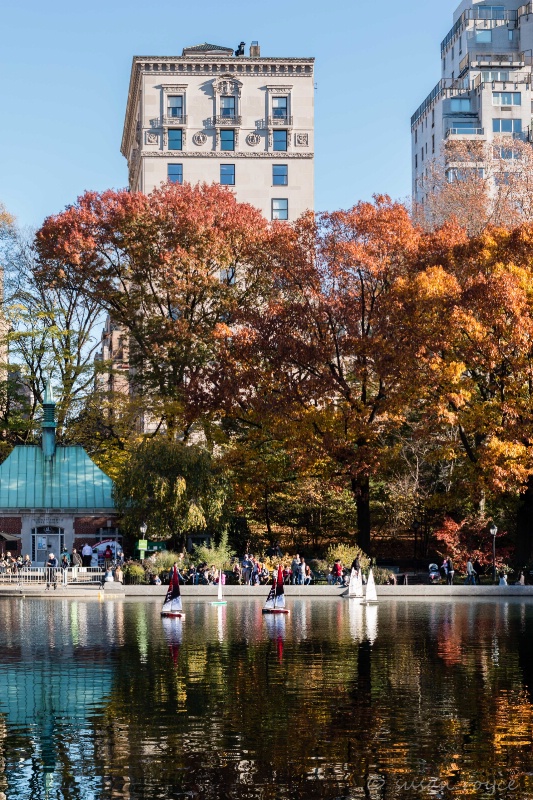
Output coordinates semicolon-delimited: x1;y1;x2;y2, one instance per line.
121;41;315;220
98;41;315;411
412;0;533;203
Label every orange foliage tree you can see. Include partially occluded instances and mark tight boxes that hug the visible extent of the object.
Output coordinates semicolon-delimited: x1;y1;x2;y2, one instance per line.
35;183;269;438
217;196;423;551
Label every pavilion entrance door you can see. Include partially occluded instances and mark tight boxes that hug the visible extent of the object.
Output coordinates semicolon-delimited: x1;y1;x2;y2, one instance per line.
32;526;64;565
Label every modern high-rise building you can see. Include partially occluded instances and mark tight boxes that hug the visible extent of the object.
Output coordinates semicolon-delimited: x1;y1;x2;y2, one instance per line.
412;0;533;203
121;41;315;221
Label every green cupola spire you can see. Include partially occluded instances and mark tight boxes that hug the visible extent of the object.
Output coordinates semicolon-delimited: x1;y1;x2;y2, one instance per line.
42;379;56;461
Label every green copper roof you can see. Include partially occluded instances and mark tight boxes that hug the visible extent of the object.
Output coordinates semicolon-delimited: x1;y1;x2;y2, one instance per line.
0;445;115;511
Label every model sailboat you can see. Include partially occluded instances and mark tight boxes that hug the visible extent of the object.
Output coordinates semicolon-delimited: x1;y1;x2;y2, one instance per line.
262;565;290;614
348;568;364;601
211;570;227;606
364;568;379;605
161;566;185;618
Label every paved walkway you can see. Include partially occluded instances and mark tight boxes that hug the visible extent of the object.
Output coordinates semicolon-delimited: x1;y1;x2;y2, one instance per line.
0;583;532;599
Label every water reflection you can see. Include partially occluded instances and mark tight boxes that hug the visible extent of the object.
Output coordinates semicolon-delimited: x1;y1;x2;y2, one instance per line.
0;598;532;798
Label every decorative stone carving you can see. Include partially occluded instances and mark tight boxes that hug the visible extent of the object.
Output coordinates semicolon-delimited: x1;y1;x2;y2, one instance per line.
266;85;293;94
268;130;273;149
143;150;313;159
145;131;159;145
295;133;309;147
212;74;243;97
193;132;207;145
246;132;261;146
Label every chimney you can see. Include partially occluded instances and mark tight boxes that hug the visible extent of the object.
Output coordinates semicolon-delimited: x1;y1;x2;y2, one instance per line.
41;379;56;461
249;41;260;58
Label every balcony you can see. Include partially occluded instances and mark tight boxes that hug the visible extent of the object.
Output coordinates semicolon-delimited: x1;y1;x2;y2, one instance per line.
163;114;187;126
445;127;484;137
209;115;242;126
268;115;293;127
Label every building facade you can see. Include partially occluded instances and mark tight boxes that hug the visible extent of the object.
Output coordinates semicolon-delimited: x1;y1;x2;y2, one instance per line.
121;41;315;221
412;0;533;203
0;384;118;564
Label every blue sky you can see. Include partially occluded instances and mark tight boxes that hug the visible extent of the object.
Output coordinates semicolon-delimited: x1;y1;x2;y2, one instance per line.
1;0;452;228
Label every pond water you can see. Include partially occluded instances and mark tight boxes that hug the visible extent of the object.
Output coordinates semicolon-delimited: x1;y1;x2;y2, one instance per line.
0;597;533;799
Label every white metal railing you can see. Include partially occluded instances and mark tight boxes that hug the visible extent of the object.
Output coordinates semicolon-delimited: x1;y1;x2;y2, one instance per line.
0;566;105;586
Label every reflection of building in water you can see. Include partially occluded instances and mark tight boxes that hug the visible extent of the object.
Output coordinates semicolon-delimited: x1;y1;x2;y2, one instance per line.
0;600;113;799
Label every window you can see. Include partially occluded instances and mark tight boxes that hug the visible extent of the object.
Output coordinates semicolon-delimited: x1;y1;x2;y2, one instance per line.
451;46;455;59
167;96;183;118
475;29;492;43
272;96;288;119
492;92;521;105
272;199;288;220
432;109;435;127
220;164;235;185
273;165;288;185
421;147;424;162
168;129;183;150
493;118;522;133
450;98;471;112
482;70;509;81
493;145;519;160
432;134;435;154
273;130;288;151
509;29;515;41
415;153;418;168
167;164;183;184
220;129;235;151
220;96;235;118
478;5;504;19
415;128;418;144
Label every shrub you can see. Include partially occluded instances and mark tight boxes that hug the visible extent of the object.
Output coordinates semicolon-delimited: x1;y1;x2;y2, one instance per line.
123;564;146;585
324;543;370;573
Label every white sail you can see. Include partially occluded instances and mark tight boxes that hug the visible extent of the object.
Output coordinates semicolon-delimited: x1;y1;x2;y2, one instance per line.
162;599;173;613
348;568;358;597
170;595;183;613
365;569;378;603
274;591;286;609
366;604;378;644
355;570;364;599
218;578;224;601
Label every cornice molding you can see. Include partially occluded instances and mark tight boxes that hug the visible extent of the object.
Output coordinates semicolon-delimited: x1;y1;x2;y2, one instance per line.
139;151;313;159
122;56;314;158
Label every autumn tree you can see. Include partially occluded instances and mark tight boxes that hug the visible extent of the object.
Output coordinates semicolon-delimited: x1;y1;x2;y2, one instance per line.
400;222;533;562
217;196;422;551
35;182;269;438
415;136;533;234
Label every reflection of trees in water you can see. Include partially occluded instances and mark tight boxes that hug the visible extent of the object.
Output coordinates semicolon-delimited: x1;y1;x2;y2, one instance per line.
86;601;533;799
2;599;533;798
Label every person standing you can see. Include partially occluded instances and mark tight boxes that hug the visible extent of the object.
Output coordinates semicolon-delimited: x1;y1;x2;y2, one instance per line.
446;557;455;585
71;548;82;568
241;554;252;585
291;554;302;585
466;558;476;585
350;555;361;577
81;543;93;568
46;553;58;590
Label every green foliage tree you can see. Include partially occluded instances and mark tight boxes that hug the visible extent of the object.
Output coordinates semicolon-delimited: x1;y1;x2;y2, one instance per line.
113;437;230;545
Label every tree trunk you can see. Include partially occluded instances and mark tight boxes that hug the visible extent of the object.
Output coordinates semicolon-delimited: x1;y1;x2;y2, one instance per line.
352;475;371;553
264;489;273;542
516;474;533;567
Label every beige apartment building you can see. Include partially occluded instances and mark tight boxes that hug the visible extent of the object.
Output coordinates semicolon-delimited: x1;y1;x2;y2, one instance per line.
121;41;315;221
99;41;315;422
412;0;533;203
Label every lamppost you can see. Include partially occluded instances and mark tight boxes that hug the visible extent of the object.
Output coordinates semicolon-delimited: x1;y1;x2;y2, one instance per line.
489;523;498;583
139;522;148;561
